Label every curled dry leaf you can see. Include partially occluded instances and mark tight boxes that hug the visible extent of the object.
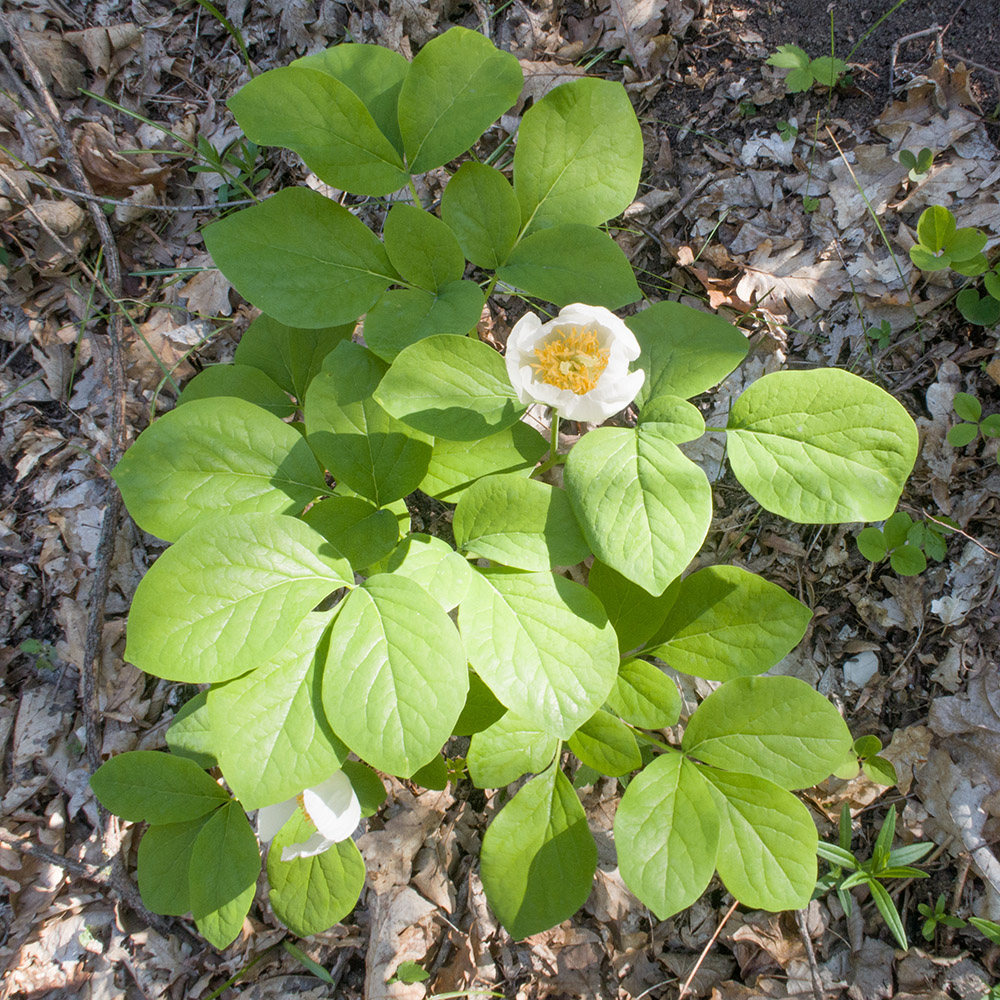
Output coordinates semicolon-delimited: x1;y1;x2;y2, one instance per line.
75;123;171;196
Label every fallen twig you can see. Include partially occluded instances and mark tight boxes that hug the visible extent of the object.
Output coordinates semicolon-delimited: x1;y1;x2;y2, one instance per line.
677;898;739;1000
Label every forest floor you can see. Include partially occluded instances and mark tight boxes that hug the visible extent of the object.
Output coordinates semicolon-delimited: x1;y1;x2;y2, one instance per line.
2;1;1000;998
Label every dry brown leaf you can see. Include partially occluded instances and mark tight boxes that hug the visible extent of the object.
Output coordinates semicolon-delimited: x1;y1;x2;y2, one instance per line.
75;123;171;197
65;24;142;78
596;0;668;77
828;145;907;229
179;255;233;317
734;239;842;319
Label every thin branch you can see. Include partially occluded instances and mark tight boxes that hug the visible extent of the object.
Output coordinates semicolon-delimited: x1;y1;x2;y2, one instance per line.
795;908;825;1000
677;898;739;1000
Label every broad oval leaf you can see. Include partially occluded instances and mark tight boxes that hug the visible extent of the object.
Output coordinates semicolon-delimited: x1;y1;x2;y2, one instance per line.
177;364;294;419
126;513;353;683
480;764;597;939
371;533;473;613
467;711;559;788
605;658;681;730
302;496;399;571
637;395;706;443
166;691;217;769
441;162;520;268
682;676;853;789
614;753;720;919
567;709;641;777
459;568;619;738
383;204;465;291
916;205;956;253
648;565;812;680
203;187;397;329
322;574;468;777
137;816;212;916
452;670;507;738
726;368;919;523
514;77;642;234
564;425;712;596
588;561;680;654
113;396;327;542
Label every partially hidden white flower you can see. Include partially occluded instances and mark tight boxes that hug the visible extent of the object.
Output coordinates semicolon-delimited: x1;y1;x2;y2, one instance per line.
504;303;645;423
256;770;361;862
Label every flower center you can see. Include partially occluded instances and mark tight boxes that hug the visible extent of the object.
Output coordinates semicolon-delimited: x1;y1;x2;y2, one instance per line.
296;792;313;826
531;326;609;394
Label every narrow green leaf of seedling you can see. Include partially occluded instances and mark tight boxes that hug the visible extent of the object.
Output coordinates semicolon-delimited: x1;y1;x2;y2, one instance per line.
872;804;897;870
817;842;858;870
970;917;1000;945
888;842;934;867
868;877;908;950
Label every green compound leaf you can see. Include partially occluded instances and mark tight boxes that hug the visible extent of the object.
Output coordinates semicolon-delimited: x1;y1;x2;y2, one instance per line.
615;753;720;919
605;658;681;730
166;691;217;769
397;26;523;174
856;525;888;562
293;43;409;154
784;66;816;93
203;187;397;329
382;204;466;291
726;368;919;523
702;767;818;912
267;811;366;937
683;676;853;790
454;473;590;571
480;764;597;939
497;224;641;310
91;750;228;825
917;205;956;253
373;533;473;613
189;801;261;950
909;244;950;271
228;67;408;196
514;77;642;234
648;565;812;680
460;568;619;739
467;712;559;787
208;614;348;810
567;709;641;777
588;561;680;654
302;496;399;572
113;396;327;543
441;162;520;268
375;334;526;440
809;56;847;87
953;392;983;423
234;314;354;404
419;421;548;501
304;342;432;506
766;44;811;70
177;365;294;419
137;815;212;915
126;513;352;684
363;281;485;362
628;300;749;404
956;288;1000;326
563;425;713;596
322;574;468;777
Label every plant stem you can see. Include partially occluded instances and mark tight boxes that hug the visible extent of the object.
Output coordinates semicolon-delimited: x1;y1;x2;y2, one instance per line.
532;413;561;476
407;175;423;209
482;273;498;299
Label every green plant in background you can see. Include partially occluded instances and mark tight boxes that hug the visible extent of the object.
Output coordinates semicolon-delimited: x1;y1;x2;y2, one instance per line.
918;893;966;941
949;392;1000;447
899;146;934;183
766;45;848;93
816;804;933;950
866;319;892;350
776;119;798;141
89;27;922;950
909;205;987;276
834;735;898;786
189;135;268;203
857;510;953;576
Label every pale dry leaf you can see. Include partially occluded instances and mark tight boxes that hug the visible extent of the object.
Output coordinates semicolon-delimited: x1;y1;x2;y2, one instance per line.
596;0;667;76
365;885;438;1000
65;23;142;78
828;145;907;229
179;256;233;317
884;724;933;796
734;239;842;318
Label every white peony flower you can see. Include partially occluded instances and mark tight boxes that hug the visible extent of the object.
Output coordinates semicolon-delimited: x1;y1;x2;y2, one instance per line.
256;770;361;861
504;303;645;423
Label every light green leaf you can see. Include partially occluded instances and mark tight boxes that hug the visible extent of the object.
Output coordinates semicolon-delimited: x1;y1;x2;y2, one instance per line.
375;334;526;440
588;562;679;653
956;288;1000;326
203;187;397;329
480;764;596;939
302;496;399;571
126;513;352;683
460;568;618;738
862;755;898;786
177;365;294;419
322;575;468;777
890;544;927;576
397;26;523;174
703;767;818;911
137;816;212;915
946;422;978;448
208;614;348;810
304;342;432;506
234;314;354;404
637;395;706;443
228;67;408;196
452;669;507;737
605;658;681;730
166;691;217;769
909;244;950;271
809;56;846;86
113;396;327;543
948;227;987;262
419;421;548;500
189;801;261;949
373;533;473;612
363;281;484;362
563;425;712;596
454;473;590;571
784;66;816;93
766;44;811;70
441;162;520;268
91;750;228;824
648;565;812;680
917;205;956;252
856;526;887;562
567;709;640;776
682;676;853;789
341;760;387;817
382;204;466;291
953;392;982;423
514;77;642;234
467;712;558;787
267;811;366;937
497;224;641;309
614;753;720;919
627;301;748;404
726;368;919;523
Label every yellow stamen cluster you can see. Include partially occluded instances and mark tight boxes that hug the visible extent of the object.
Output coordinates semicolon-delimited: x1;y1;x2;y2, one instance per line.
296;792;312;825
531;326;609;395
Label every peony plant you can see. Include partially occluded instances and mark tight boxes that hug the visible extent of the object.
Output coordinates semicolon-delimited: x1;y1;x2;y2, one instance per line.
92;27;921;949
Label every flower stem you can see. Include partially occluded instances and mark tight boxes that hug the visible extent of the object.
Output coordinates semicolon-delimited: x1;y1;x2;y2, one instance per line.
532;413;561;477
407;175;422;209
482;273;498;300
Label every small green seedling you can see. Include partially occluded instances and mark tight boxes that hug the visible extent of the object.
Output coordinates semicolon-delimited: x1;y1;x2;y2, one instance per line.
948;392;1000;447
190;136;268;203
957;289;1000;328
389;961;430;985
918;893;966;941
815;803;932;950
738;99;758;118
19;638;55;670
970;916;1000;945
899;147;934;182
776;119;798;141
866;319;892;350
833;735;897;786
909;206;988;276
802;194;820;213
857;510;952;576
767;45;848;93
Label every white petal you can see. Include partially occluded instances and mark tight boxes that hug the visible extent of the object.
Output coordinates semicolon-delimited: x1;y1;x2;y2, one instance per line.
302;771;361;843
559;369;646;422
280;831;336;862
256;799;297;843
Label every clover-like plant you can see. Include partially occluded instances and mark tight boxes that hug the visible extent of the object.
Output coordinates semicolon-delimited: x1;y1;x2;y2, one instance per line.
766;45;848;93
92;28;921;949
857;510;952;576
899;147;934;183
